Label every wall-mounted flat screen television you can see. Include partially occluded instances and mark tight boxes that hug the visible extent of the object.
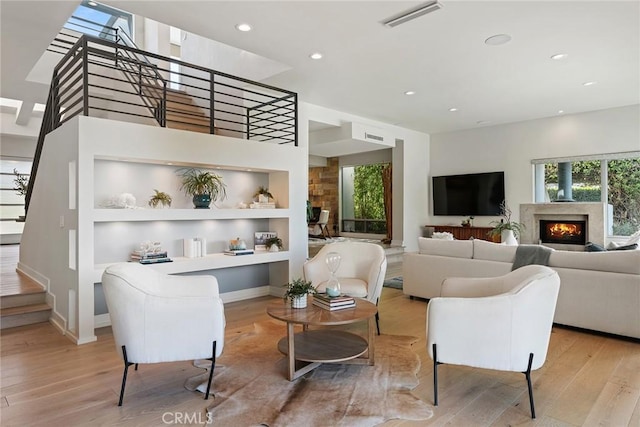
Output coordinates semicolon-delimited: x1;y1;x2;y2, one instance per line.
432;171;505;216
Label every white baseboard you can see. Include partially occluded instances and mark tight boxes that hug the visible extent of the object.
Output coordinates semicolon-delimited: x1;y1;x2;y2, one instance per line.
220;286;271;303
94;313;111;329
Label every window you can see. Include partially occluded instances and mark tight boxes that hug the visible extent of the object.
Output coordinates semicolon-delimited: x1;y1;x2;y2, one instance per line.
341;163;389;235
534;153;640;236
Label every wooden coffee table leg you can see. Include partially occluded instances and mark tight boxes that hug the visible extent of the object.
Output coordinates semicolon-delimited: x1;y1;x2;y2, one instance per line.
287;322;295;381
368;315;375;365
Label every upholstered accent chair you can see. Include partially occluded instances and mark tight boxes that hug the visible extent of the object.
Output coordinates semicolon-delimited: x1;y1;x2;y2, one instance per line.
309;209;331;239
102;263;225;406
426;265;560;418
303;241;387;334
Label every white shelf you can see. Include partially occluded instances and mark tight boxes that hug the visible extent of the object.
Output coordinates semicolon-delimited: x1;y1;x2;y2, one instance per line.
93;208;290;222
93;250;290;282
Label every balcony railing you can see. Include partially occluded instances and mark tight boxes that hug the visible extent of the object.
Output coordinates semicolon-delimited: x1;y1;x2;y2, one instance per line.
26;33;298;214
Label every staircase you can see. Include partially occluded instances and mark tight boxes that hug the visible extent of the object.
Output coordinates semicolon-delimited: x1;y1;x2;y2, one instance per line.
164;89;211;134
0;245;50;329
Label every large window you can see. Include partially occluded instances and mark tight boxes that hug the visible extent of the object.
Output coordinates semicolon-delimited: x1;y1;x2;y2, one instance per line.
341;163;389;235
535;153;640;236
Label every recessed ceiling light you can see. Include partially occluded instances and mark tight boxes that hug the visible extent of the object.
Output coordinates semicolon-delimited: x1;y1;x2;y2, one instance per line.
309;52;323;60
87;1;98;6
558;110;564;114
583;81;597;86
448;107;458;112
235;23;252;32
484;34;512;46
551;53;568;60
404;91;416;96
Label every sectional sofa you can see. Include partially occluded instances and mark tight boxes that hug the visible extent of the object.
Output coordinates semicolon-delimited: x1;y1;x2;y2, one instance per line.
403;238;640;339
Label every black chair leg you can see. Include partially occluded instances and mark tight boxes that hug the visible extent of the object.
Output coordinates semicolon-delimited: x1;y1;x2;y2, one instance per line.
118;345;135;406
524;353;536;418
433;343;439;406
204;341;217;400
375;312;380;335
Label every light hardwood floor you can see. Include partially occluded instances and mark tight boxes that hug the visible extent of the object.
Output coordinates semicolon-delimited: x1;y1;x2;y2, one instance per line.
1;248;639;426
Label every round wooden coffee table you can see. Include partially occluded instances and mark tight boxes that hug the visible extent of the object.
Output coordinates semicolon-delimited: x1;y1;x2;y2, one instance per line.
267;298;378;381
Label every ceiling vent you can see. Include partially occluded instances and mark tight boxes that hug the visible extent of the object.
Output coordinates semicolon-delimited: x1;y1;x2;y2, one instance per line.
309;122;395;158
382;1;443;28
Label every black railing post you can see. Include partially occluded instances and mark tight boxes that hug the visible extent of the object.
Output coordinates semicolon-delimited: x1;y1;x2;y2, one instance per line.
82;38;89;116
209;71;215;134
138;63;142;95
246;107;251;140
294;94;298;146
161;80;167;127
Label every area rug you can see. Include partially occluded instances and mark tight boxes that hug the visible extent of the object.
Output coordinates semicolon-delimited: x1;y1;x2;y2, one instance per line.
185;320;433;426
383;276;403;289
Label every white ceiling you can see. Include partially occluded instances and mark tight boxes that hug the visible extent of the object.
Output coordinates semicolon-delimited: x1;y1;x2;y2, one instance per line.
1;0;639;135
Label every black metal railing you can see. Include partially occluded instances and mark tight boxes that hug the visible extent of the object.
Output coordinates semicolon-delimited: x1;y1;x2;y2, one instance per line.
25;33;298;214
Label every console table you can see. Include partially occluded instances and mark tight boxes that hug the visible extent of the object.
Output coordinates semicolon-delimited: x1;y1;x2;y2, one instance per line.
425;225;499;242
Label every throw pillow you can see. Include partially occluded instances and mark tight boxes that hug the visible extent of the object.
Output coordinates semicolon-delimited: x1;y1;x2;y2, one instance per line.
585;242;606;252
625;229;640;246
609;243;639;251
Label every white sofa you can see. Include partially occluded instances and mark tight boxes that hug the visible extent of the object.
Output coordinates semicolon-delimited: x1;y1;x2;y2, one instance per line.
404;238;640;339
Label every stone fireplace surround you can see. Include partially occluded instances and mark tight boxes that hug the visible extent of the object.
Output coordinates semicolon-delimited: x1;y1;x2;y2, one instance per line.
520;203;609;251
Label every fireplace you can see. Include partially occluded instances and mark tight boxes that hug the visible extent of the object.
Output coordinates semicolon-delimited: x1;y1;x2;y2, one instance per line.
539;220;586;245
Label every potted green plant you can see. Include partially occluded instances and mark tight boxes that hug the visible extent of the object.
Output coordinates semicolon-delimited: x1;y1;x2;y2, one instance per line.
283;278;317;309
12;168;28;197
488;201;525;244
177;168;227;209
253;186;273;203
265;236;283;252
148;190;172;208
13;169;28;221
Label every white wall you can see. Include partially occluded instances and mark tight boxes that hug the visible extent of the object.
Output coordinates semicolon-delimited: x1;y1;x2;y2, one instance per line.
429;105;640;228
301;102;430;251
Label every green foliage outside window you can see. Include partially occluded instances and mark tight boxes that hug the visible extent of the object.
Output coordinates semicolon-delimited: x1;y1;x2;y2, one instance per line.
353;163;387;220
544;158;640;235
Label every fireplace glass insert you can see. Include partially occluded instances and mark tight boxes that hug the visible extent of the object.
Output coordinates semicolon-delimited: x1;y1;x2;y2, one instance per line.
539;220;586;245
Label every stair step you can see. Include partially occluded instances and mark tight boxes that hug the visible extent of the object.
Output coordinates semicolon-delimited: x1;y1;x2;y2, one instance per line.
1;290;46;309
0;303;51;329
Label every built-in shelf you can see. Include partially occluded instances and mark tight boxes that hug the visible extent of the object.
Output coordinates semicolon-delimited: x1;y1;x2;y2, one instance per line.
93;208;290;222
93;250;290;283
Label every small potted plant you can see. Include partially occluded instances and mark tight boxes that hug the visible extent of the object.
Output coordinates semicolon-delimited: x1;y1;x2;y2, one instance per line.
265;236;283;252
488;201;525;245
177;168;227;209
148;190;172;208
253;186;273;203
283;278;317;309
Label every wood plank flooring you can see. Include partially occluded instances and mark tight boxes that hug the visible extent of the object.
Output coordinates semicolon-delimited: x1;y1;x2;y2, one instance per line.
1;246;639;425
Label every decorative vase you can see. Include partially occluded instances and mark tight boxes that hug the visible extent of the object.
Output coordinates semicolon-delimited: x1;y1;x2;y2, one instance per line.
192;194;211;209
291;295;307;309
501;229;518;245
258;194;269;203
269;245;280;252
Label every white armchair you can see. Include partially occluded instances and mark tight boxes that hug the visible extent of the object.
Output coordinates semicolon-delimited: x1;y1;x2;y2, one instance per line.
102;263;225;406
426;265;560;418
303;241;387;333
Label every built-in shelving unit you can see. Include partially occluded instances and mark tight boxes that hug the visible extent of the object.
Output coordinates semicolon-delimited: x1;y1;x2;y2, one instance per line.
17;117;306;344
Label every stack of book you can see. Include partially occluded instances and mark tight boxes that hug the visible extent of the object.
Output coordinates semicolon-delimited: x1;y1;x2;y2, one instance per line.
130;250;173;264
250;202;276;209
223;249;254;256
312;294;356;311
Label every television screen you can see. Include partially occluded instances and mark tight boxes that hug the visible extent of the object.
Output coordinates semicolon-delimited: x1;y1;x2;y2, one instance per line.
432;171;505;216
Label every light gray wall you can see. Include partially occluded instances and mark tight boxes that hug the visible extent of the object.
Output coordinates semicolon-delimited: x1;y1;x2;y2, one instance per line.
429;104;640;228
